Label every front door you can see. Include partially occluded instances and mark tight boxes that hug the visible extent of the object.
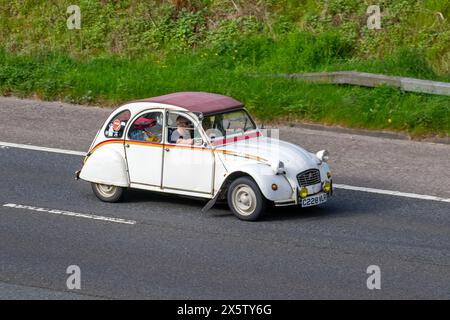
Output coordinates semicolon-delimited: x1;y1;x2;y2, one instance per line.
162;112;214;195
125;110;164;187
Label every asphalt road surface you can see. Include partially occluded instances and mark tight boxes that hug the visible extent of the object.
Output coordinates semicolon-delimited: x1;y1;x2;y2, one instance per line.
0;97;449;299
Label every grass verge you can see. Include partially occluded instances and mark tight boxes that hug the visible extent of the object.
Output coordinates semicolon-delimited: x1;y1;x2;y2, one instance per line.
0;50;449;138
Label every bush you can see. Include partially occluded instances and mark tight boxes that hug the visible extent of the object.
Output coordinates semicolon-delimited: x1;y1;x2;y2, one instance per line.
263;32;354;72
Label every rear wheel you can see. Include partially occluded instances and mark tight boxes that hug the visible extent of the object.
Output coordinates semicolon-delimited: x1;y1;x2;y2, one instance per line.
91;183;124;202
227;177;266;221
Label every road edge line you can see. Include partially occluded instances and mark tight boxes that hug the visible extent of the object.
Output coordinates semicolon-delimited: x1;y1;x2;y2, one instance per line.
334;184;450;203
0;141;85;156
2;203;137;225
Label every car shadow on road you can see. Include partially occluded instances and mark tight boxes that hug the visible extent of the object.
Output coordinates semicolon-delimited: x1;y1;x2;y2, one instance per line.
123;187;403;222
264;188;406;222
124;188;210;208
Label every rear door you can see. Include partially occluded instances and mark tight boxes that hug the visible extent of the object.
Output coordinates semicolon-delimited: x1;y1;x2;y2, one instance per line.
125;110;164;187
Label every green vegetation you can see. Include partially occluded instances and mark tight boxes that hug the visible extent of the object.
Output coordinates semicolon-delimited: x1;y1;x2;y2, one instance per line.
0;0;449;137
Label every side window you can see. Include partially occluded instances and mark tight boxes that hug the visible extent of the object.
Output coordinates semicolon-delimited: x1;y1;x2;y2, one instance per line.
105;110;131;138
166;113;200;145
128;112;163;143
202;114;224;140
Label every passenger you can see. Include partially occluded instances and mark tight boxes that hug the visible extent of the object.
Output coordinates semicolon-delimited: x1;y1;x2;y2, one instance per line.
171;115;193;145
129;117;161;142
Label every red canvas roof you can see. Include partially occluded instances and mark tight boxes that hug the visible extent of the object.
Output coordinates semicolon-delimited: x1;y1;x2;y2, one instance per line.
135;92;244;115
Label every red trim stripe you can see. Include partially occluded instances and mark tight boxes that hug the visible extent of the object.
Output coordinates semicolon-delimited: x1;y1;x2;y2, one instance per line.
212;131;261;146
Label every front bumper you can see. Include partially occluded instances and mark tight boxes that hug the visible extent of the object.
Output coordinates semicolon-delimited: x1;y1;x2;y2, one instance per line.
274;179;333;207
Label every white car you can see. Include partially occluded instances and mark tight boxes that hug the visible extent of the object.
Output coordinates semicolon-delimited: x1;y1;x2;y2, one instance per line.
76;92;332;221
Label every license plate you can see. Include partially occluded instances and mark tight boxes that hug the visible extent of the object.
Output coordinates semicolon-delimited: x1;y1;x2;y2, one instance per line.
301;193;327;207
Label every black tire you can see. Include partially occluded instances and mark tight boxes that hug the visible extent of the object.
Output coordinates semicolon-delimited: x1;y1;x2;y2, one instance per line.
227;176;267;221
91;183;125;202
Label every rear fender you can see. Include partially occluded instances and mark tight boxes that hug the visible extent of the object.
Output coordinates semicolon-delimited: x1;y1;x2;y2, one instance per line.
79;142;129;187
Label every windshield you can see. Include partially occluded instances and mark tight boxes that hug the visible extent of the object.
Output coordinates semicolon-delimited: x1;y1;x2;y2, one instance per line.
201;109;257;143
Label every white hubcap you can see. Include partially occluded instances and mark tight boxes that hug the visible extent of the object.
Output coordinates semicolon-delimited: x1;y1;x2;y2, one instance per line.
96;184;116;198
232;184;257;216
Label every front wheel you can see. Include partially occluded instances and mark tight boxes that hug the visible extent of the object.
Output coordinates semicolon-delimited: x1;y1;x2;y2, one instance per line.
227;177;267;221
91;183;124;202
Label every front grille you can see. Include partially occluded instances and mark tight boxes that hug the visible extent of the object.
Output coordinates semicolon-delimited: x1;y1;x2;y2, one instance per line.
297;169;321;186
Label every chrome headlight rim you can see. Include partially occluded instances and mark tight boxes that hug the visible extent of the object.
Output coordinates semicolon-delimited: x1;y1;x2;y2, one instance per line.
316;150;329;163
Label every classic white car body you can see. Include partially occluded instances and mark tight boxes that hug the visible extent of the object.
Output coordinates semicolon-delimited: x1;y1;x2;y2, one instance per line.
79;92;332;208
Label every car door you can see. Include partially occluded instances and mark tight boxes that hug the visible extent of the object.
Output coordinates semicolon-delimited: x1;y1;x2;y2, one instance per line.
125;110;164;187
162;111;214;195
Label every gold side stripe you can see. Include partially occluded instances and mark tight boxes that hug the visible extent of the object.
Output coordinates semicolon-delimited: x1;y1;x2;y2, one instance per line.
86;140;268;163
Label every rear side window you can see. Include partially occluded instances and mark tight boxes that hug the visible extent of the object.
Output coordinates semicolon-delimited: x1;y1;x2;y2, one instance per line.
104;110;131;138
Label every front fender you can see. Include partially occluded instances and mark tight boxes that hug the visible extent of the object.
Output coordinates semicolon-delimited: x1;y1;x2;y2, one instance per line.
225;163;294;202
79;143;129;187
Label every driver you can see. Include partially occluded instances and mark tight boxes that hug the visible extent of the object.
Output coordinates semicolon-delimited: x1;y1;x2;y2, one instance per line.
171;115;193;145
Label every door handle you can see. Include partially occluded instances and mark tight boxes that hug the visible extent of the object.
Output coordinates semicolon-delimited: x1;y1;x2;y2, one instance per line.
125;144;130;148
165;148;170;152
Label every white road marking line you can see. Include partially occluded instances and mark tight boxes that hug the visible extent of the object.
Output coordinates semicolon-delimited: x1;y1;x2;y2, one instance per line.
334;184;450;203
2;203;137;225
1;141;449;204
0;141;85;156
